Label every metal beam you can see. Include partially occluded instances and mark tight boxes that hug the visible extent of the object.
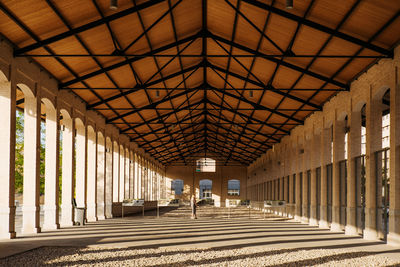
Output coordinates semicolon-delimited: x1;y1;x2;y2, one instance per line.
241;0;392;56
21;54;387;58
14;0;166;55
108;89;199;123
209;32;349;89
124;98;203;134
208;81;304;124
88;64;201;109
60;31;201;87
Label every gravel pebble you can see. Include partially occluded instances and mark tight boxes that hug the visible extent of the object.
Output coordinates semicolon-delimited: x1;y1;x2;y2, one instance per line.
0;246;399;267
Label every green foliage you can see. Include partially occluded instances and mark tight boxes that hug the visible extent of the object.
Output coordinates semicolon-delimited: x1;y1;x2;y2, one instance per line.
15;110;47;195
15;110;24;194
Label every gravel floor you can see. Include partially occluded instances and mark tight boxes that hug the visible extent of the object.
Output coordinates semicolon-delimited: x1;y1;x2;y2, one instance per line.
1;246;399;267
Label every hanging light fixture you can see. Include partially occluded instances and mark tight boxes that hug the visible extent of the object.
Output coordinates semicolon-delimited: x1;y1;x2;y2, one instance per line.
286;0;293;9
156;90;160;98
249;90;254;98
110;0;118;10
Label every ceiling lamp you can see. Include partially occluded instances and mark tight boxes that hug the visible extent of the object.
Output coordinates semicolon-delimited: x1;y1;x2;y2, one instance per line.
249;90;254;98
156;90;160;98
286;0;293;9
110;0;118;10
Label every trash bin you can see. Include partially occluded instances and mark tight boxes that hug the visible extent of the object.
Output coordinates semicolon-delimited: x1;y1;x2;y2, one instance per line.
74;207;85;226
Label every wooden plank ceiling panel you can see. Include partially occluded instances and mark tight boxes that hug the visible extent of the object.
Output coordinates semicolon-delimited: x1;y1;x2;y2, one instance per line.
1;0;398;165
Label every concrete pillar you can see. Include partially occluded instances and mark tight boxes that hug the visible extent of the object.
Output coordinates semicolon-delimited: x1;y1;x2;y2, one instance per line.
105;137;113;218
0;79;16;239
96;132;106;220
60;116;75;227
346;109;362;235
320;127;331;229
113;141;119;202
331;119;345;232
22;92;41;234
43;103;60;230
364;88;382;240
388;69;400;246
86;126;97;222
75;119;87;211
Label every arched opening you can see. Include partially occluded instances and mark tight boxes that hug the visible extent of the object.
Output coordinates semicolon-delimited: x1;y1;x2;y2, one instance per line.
75;118;86;210
339;115;349;229
41;98;60;230
105;137;113;218
376;88;390;241
96;132;105;220
112;141;119;202
86;125;97;222
227;179;240;196
15;83;42;234
119;144;125;202
60;109;74;226
199;179;212;200
196;158;216;172
355;103;367;235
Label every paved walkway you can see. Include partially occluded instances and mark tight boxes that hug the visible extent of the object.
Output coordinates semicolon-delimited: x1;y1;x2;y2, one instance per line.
1;217;400;265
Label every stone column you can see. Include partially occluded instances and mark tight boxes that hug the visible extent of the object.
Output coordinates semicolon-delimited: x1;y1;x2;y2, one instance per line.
75;120;87;211
364;87;382;240
22;93;41;234
86;126;97;222
310;133;320;226
388;69;400;246
0;79;16;239
112;141;119;202
105;137;113;218
331;118;345;232
302;137;310;224
61;116;75;227
134;153;139;199
125;149;130;199
43;104;60;230
345;109;362;235
288;174;293;218
129;151;134;199
96;132;106;220
319;127;331;229
119;145;125;202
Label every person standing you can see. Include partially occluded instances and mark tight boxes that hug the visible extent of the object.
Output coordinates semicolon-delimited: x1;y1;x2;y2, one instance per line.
191;194;197;219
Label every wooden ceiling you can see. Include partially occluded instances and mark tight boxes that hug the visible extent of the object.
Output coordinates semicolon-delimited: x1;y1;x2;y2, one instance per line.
1;0;399;166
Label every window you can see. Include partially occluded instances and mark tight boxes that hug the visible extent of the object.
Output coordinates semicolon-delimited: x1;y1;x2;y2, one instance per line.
171;179;183;195
228;179;240;196
199;179;212;199
196;158;216;172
